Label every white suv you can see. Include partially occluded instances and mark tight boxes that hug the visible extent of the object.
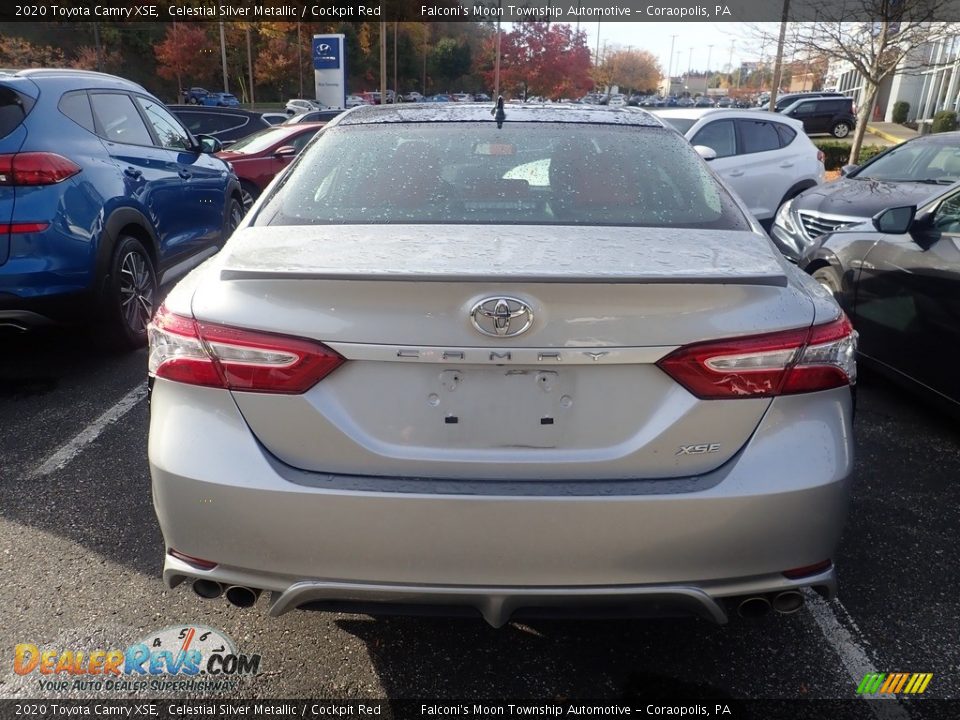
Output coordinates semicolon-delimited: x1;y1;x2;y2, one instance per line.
654;108;825;226
285;99;324;115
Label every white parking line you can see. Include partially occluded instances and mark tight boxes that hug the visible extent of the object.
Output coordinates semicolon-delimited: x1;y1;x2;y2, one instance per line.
802;588;911;719
30;383;148;478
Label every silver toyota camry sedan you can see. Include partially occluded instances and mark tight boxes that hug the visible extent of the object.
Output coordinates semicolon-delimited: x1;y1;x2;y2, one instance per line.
148;103;856;626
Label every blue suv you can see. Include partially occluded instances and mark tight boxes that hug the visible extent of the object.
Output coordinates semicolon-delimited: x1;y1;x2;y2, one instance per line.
0;69;243;347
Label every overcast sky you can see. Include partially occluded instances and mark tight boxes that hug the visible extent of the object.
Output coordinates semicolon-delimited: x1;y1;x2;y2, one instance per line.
570;22;786;75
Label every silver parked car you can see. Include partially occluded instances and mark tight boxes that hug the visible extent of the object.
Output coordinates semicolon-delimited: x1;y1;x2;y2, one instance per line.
148;104;857;626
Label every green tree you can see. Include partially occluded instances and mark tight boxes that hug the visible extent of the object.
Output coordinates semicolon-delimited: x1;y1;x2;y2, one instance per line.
429;37;472;91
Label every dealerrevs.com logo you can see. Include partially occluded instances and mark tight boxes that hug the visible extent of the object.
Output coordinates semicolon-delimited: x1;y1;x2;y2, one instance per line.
14;625;261;693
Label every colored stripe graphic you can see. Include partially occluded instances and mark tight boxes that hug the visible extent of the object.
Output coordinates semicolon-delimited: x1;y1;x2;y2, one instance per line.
913;674;933;694
857;673;932;695
857;673;886;694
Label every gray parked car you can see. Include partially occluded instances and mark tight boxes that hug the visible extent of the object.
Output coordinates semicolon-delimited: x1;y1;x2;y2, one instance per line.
148;104;856;626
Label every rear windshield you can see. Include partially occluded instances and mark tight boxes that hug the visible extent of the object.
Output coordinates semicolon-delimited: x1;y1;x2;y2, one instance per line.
255;122;749;230
225;127;289;154
0;85;35;141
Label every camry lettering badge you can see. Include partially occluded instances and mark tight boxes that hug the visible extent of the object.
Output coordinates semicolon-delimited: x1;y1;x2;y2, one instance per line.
470;297;534;338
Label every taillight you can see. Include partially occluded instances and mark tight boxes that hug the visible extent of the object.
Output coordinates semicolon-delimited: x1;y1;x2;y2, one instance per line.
0;222;49;234
817;150;825;164
0;152;81;186
147;304;344;394
657;315;857;399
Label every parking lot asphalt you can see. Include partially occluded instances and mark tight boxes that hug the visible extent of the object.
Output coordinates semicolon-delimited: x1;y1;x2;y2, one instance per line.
1;327;957;710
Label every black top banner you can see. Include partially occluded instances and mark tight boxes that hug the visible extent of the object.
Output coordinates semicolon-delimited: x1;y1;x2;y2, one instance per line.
4;0;960;22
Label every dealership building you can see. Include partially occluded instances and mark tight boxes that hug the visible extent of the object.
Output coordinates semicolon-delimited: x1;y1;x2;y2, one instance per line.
825;35;960;123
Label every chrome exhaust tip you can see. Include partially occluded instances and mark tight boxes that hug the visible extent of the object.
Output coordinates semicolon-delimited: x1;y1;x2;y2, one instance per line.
737;596;772;618
192;579;224;600
225;586;261;608
771;590;804;614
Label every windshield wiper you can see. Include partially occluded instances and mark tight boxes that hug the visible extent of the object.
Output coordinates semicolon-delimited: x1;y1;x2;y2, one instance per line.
858;177;954;184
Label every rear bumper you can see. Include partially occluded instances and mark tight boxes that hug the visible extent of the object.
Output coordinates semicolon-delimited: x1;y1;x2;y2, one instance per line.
150;380;854;625
0;289;93;328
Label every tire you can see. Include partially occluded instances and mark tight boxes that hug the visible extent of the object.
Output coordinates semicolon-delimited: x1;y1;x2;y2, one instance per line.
226;197;244;240
239;181;260;211
832;122;851;138
101;236;157;350
811;266;843;299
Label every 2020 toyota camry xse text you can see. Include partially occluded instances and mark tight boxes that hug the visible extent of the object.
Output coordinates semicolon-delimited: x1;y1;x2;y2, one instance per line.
148;104;857;626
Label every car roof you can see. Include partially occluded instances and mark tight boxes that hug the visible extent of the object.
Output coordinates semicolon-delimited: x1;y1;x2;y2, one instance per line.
788;95;850;105
332;103;665;128
652;107;807;130
167;104;262;117
272;121;326;132
780;91;843;98
653;108;759;119
0;67;148;94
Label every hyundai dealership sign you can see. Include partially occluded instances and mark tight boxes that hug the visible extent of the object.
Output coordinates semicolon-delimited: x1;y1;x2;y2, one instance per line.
313;34;345;109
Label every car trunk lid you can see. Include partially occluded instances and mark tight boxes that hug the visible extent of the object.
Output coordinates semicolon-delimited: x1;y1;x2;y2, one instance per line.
190;225;812;480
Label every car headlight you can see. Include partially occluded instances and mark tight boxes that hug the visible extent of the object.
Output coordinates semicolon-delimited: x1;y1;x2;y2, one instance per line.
774;199;798;235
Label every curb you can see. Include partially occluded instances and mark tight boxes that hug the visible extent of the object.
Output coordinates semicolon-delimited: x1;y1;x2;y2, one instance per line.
866;125;910;144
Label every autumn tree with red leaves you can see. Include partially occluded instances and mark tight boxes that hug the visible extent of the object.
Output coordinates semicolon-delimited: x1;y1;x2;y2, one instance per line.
154;24;219;93
257;34;297;100
0;36;64;67
480;22;592;100
70;46;123;74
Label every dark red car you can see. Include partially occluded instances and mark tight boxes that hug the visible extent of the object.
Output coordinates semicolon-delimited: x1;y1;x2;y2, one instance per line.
216;122;325;207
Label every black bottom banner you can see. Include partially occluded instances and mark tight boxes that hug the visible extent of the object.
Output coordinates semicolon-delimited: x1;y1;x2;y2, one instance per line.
0;700;957;720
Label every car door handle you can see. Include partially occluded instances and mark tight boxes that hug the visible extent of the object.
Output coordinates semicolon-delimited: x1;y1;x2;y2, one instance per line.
727;170;745;177
178;170;192;180
779;162;794;168
123;167;142;179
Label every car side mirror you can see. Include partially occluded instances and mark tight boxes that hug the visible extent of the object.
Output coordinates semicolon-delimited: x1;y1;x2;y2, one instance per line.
693;145;717;161
872;205;916;234
907;209;940;249
840;164;858;177
196;134;222;154
274;145;297;158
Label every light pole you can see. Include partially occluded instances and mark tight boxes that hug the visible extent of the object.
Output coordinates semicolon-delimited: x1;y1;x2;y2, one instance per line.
379;22;387;105
297;22;303;99
667;34;677;84
676;50;682;93
246;26;254;107
769;0;791;111
219;21;228;93
93;22;102;72
494;17;501;99
422;44;427;95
